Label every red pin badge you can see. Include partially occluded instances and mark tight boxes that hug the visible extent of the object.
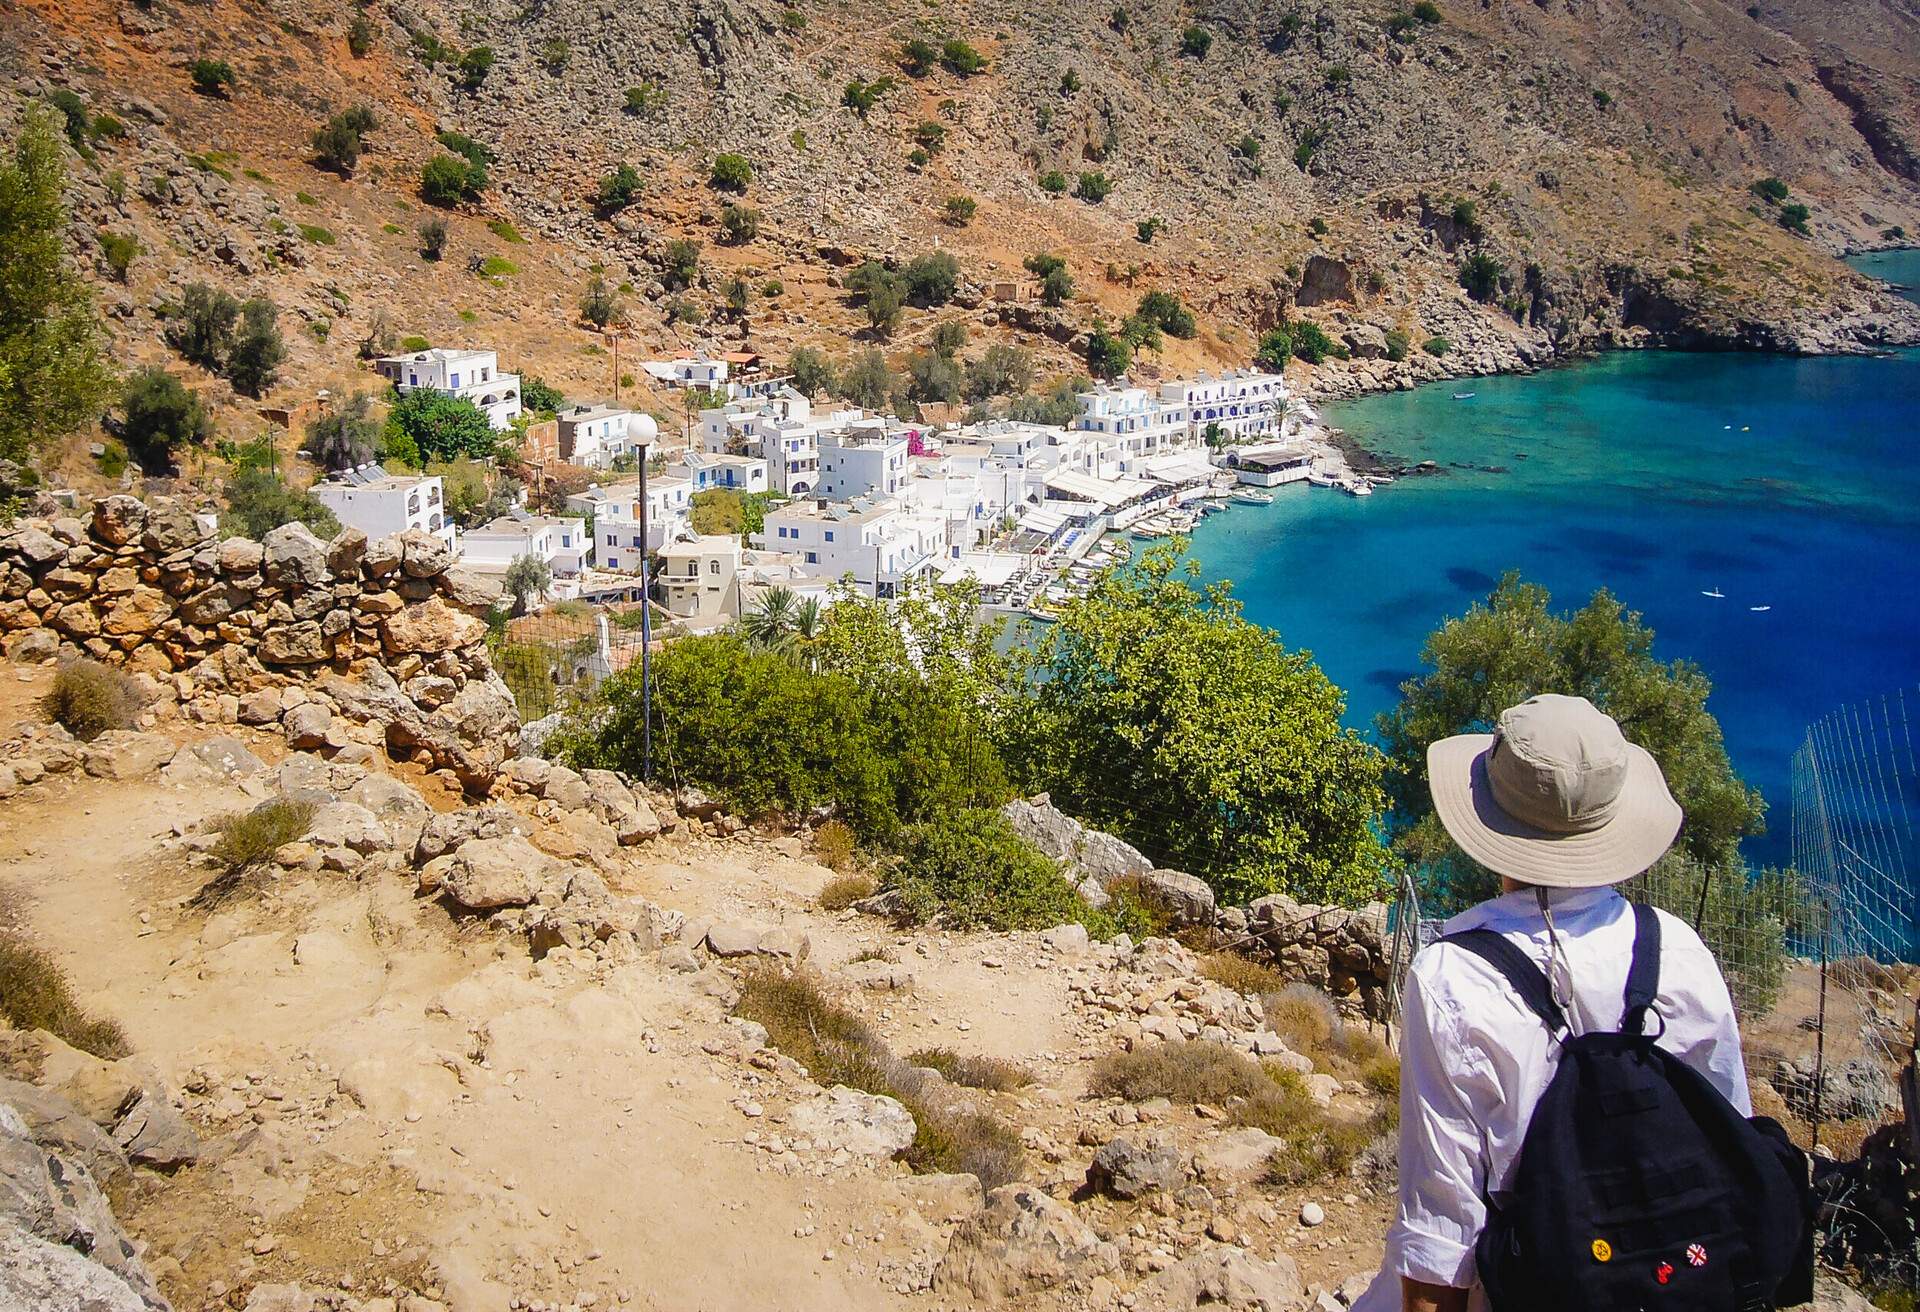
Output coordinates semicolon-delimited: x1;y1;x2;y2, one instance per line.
1655;1262;1674;1286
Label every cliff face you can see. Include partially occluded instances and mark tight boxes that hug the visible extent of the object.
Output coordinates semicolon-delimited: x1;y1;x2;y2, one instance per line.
5;0;1920;430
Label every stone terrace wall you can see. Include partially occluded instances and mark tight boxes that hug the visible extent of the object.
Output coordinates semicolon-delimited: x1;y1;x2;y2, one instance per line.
0;494;520;788
1004;795;1394;1017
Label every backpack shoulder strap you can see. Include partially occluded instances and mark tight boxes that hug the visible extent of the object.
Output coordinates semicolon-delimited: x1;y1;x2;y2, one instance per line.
1621;900;1663;1036
1439;928;1569;1036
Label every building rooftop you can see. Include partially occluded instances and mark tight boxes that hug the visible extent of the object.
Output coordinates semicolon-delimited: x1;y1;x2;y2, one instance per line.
313;463;437;493
560;403;631;424
468;514;584;537
376;347;498;366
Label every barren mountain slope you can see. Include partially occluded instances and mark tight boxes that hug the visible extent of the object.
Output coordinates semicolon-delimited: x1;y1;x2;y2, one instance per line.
4;0;1919;447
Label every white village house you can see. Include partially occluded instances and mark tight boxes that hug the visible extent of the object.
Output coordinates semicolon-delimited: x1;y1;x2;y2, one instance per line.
308;465;455;551
457;514;589;599
374;348;523;431
556;404;659;469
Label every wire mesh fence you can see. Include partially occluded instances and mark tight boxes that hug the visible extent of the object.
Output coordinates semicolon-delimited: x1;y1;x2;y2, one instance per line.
487;600;655;724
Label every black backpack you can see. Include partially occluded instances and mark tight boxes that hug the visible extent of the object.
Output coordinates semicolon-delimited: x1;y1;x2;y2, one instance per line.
1442;902;1815;1312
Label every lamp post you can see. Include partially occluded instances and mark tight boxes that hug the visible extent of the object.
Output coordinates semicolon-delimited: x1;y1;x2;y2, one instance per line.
635;429;654;784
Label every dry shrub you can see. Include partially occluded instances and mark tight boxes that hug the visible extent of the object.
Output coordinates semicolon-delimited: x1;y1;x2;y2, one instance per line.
0;935;129;1059
1199;952;1289;997
1832;956;1905;994
1089;1039;1270;1105
910;1047;1035;1091
1360;1054;1401;1100
1103;874;1175;937
813;818;856;871
818;872;876;911
849;945;896;964
39;659;143;741
903;1102;1024;1191
1262;982;1340;1056
197;798;316;904
1240;1064;1393;1186
735;966;1024;1189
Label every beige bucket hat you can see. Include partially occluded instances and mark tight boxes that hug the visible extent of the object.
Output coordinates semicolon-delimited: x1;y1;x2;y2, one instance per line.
1427;693;1684;888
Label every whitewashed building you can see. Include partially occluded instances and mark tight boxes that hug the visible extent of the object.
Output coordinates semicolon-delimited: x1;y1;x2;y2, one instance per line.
752;496;941;598
568;474;696;572
1073;383;1191;471
374;348;522;431
309;464;454;551
700;389;866;496
1160;369;1287;442
458;514;589;597
683;451;769;495
817;425;910;502
556;404;657;469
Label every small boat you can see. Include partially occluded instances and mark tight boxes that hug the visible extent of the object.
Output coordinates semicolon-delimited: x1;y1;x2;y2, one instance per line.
1344;479;1373;497
1231;489;1275;506
1702;588;1726;599
1453;392;1476;400
1749;605;1771;613
1306;470;1337;488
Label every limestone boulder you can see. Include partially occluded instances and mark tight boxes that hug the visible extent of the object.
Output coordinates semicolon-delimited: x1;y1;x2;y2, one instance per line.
109;1089;199;1171
261;522;331;588
259;622;328;665
82;733;172;781
139;498;204;553
785;1087;916;1158
383;597;484;655
933;1183;1120;1300
1086;1136;1183;1199
90;496;146;546
216;536;263;574
326;527;368;578
1137;869;1217;928
439;836;563;910
398;528;455;578
1135;1245;1304;1312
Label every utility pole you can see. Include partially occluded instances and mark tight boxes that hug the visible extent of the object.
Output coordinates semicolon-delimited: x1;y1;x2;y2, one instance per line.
636;434;653;783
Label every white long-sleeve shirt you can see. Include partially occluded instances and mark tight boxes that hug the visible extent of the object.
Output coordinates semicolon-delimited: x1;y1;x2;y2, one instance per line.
1353;886;1751;1312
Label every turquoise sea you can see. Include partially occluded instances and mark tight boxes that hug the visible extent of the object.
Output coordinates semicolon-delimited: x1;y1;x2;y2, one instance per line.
1185;250;1920;867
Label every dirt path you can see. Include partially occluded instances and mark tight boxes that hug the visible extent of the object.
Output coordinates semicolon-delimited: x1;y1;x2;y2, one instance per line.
0;748;946;1311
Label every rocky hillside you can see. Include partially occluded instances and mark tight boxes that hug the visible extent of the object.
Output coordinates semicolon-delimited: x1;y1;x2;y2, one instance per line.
5;0;1920;451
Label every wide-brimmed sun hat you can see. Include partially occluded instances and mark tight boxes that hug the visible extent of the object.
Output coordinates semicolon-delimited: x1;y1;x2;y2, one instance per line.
1427;693;1683;888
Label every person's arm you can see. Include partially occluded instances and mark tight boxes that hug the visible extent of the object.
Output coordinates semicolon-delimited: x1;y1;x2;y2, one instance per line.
1378;960;1486;1297
1403;1278;1470;1312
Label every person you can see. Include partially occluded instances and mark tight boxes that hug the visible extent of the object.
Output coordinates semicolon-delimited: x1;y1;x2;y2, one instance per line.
1354;693;1752;1312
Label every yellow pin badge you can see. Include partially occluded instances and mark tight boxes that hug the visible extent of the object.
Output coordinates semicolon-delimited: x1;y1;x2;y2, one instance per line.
1590;1239;1613;1263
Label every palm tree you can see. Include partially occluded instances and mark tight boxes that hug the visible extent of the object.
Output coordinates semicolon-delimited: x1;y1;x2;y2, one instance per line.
740;585;799;650
790;596;824;672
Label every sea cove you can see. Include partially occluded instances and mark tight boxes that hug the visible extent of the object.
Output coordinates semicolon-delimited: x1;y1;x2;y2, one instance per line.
1186;252;1920;867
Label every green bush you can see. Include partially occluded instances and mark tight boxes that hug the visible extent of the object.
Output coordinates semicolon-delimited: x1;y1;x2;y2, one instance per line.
385;389;495;462
623;82;667;117
457;46;494;91
1778;202;1811;234
348;13;375;56
710;152;753;192
900;250;960;306
418;217;448;260
537;37;570;73
1752;176;1790;204
900;38;937;76
1180;25;1212;57
0;936;128;1059
1038;169;1068;194
1256;326;1293;370
1075;171;1114;202
1292;320;1346;364
1135;289;1196;338
41;660;143;741
890;808;1087;931
720;203;761;244
98;231;138;282
940;40;987;75
595;162;642;212
1384;327;1410;361
1459;250;1504;301
942;195;977;226
189;58;236;97
421;153;485;206
1422;334;1450;356
842;76;894;117
662;238;701;289
120;369;210;473
221;468;341;539
559;632;1004;839
1412;0;1442;20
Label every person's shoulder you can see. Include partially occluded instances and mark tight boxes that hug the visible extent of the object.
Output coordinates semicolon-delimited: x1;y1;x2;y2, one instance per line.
1644;904;1716;960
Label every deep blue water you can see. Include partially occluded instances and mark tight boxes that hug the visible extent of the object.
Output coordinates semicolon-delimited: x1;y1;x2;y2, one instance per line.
1186;250;1920;867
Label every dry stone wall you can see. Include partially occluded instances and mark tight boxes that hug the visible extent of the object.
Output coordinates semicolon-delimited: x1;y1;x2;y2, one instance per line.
1003;795;1394;1017
0;495;519;788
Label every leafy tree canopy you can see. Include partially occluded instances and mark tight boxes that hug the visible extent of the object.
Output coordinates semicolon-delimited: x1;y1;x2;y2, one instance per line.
1378;572;1765;910
386;389;496;463
0;109;112;465
1010;543;1390;905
